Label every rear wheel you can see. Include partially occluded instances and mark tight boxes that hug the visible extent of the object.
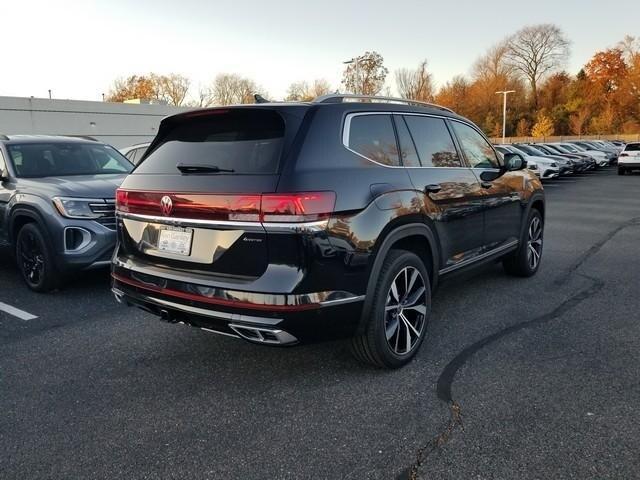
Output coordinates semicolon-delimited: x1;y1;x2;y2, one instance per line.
503;209;544;277
618;167;625;175
351;250;431;368
15;223;62;292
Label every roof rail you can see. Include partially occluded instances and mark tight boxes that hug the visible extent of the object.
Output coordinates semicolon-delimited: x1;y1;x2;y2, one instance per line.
313;94;453;113
0;134;9;141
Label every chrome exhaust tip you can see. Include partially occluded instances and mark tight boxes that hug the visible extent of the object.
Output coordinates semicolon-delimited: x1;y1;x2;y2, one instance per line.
112;288;128;305
229;324;298;345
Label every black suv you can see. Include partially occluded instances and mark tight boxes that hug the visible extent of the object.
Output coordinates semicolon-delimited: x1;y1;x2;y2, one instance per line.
0;135;133;291
112;95;545;368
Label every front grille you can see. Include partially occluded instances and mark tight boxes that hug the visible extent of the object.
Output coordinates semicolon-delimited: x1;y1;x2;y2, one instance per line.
90;199;116;230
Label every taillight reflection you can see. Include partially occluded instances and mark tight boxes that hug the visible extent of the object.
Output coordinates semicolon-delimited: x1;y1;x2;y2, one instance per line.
116;190;336;223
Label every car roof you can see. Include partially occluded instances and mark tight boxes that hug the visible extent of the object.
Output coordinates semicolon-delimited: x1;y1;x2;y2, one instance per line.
0;135;101;145
163;96;466;124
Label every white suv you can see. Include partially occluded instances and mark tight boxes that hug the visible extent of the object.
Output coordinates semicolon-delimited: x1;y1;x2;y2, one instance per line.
618;142;640;175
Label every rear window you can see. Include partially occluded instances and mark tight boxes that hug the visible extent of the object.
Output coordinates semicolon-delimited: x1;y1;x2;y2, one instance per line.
134;109;285;175
624;143;640;151
8;143;132;178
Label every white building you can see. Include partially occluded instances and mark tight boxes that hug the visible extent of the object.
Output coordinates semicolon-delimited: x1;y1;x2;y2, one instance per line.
0;96;190;148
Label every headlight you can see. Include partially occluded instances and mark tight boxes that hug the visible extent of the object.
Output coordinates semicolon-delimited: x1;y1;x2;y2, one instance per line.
53;197;102;219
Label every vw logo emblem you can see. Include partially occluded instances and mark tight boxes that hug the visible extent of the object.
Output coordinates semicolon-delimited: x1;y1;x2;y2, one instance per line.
160;195;173;216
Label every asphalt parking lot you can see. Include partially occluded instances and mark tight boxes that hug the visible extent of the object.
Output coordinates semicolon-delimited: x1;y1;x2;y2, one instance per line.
1;168;639;479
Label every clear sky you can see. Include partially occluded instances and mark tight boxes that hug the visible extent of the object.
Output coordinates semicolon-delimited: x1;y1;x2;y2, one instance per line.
2;0;638;102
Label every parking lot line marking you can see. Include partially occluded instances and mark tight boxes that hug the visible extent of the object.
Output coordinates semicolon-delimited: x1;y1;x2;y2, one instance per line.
0;302;38;321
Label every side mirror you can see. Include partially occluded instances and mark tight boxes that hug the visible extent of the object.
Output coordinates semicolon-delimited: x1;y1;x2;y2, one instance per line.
503;153;527;171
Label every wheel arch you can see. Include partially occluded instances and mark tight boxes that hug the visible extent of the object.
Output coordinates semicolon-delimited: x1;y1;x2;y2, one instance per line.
357;223;440;334
9;206;48;245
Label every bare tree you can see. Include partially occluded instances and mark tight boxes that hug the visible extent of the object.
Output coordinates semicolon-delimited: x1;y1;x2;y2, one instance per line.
210;73;262;105
505;24;570;107
395;60;434;102
473;42;513;81
309;79;331;99
618;35;640;64
342;51;388;96
285;79;332;101
153;73;191;106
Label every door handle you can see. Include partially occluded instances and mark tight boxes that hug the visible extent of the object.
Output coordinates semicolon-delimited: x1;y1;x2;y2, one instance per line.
481;181;493;189
424;184;442;194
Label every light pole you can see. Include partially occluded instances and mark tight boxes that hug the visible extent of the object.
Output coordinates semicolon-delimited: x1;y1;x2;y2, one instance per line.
496;90;515;143
343;57;361;95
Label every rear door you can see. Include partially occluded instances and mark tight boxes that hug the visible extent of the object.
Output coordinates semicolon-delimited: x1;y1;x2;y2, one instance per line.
117;107;305;278
448;120;522;251
398;114;486;270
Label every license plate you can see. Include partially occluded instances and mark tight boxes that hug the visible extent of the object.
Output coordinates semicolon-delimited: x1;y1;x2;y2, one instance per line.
158;227;193;256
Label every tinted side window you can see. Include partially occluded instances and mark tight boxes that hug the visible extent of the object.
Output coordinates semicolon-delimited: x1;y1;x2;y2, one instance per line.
394;116;420;167
450;121;500;169
347;114;399;166
624;143;640;151
404;116;461;168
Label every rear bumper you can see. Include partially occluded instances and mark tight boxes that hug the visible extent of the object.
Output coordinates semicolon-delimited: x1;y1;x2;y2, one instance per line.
111;268;365;344
619;162;640;169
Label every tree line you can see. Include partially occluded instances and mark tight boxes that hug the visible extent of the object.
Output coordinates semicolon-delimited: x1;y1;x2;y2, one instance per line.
105;25;640;136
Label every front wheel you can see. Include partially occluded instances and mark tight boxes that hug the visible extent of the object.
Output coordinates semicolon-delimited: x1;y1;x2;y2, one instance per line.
15;223;62;292
503;209;544;277
351;250;431;369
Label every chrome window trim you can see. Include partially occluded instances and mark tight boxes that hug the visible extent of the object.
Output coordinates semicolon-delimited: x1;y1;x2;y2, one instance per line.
341;111;474;170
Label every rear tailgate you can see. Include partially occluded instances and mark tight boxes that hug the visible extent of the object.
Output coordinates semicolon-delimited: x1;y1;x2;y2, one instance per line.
116;106;308;278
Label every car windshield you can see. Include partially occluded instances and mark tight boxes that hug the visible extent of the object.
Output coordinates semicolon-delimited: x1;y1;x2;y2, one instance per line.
561;144;580;152
508;145;531;156
625;143;640;151
548;144;571;154
8;143;133;178
515;145;541;156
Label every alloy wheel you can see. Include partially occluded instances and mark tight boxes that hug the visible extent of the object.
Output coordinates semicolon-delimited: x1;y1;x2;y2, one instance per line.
19;231;45;285
527;216;543;270
384;266;427;355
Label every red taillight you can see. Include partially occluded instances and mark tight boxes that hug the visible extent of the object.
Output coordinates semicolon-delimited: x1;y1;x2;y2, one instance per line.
261;192;336;222
116;190;335;223
620;153;629;157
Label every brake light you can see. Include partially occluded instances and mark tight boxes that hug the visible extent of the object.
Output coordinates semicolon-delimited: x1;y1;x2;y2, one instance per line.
261;192;336;222
116;190;336;223
620;153;628;157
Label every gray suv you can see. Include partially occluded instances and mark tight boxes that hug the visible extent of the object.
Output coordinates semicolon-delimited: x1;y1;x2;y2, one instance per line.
0;135;133;291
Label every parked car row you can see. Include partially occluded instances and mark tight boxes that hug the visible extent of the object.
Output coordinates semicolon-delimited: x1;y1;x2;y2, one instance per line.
494;139;630;180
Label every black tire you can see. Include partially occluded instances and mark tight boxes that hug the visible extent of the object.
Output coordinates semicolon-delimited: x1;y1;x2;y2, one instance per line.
351;250;431;369
503;209;544;277
618;168;625;175
15;223;62;292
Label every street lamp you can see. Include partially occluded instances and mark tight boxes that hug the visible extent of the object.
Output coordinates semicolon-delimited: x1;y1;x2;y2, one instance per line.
343;57;361;95
496;90;515;143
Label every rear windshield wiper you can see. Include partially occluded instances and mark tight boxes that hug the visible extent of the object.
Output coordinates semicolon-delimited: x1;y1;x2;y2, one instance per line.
176;163;235;174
